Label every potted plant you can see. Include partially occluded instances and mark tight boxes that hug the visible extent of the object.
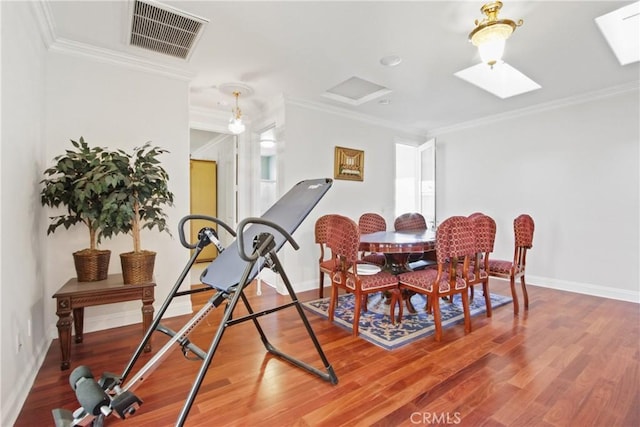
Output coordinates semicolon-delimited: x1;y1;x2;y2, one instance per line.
40;137;123;281
106;142;175;284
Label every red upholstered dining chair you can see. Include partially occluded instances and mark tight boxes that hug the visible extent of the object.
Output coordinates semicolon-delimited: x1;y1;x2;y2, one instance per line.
397;216;475;342
488;214;535;315
467;213;497;317
394;212;433;268
314;214;339;298
394;212;427;231
358;213;387;266
327;215;401;337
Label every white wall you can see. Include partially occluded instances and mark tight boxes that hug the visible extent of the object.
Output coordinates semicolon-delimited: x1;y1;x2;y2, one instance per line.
42;52;193;336
278;102;423;292
0;2;48;425
433;89;639;301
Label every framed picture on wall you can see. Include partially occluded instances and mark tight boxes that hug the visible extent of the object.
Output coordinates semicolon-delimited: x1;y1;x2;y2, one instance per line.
334;146;364;181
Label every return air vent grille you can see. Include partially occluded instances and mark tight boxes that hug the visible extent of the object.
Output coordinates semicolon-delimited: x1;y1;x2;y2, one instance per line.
129;0;208;60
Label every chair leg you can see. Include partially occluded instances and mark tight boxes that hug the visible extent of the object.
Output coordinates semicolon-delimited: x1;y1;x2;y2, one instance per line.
432;296;442;342
510;275;519;315
389;289;403;324
482;279;492;317
352;292;362;337
319;270;324;298
521;274;529;310
328;284;338;322
461;290;471;334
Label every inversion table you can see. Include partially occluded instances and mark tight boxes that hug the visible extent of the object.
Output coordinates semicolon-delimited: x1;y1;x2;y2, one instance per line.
52;178;338;426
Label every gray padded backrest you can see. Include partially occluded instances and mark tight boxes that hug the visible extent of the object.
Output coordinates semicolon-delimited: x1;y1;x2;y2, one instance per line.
200;178;333;291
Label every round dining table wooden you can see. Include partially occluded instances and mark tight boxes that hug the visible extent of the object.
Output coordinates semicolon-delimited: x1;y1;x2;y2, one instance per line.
359;229;436;313
359;229;436;273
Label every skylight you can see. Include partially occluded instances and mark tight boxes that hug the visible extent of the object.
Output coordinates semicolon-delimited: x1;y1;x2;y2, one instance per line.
595;1;640;66
454;62;541;99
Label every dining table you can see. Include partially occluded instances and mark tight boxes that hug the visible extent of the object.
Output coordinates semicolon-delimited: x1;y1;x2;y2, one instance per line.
359;229;437;313
359;229;436;273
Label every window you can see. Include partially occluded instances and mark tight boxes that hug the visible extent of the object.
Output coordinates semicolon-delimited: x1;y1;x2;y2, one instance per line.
395;139;436;228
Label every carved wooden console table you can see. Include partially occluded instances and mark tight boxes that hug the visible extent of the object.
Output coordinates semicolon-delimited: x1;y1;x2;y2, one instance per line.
52;274;155;370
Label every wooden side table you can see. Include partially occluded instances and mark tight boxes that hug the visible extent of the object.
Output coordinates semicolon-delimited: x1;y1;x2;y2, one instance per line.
52;274;155;370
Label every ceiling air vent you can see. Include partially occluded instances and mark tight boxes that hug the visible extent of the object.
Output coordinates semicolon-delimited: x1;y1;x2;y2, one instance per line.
129;0;209;60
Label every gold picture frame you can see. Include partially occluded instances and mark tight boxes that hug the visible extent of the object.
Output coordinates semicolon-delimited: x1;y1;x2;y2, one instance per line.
334;146;364;181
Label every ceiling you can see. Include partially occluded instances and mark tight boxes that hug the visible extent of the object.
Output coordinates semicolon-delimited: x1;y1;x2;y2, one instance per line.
43;1;639;136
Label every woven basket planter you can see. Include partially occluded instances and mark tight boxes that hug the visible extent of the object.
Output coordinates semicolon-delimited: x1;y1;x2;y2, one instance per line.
120;250;156;284
73;249;111;282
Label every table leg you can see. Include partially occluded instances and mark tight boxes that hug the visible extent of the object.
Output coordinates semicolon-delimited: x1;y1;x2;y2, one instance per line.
404;290;418;313
73;307;84;344
141;289;154;353
384;253;411;274
55;297;73;371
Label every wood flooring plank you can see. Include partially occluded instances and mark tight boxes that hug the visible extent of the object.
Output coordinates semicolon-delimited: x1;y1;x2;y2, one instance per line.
13;284;640;427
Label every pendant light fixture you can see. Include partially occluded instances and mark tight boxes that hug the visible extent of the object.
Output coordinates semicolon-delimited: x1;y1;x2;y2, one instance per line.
228;91;245;135
469;1;523;67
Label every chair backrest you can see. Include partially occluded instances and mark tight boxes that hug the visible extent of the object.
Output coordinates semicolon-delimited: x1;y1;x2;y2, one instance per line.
514;214;534;248
358;213;386;234
469;214;496;274
315;214;339;261
314;215;333;244
435;216;476;265
469;213;496;253
513;214;534;270
394;212;427;231
327;215;360;267
432;216;475;293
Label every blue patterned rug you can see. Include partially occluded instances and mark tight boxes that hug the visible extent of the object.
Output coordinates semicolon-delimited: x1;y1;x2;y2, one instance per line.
302;291;512;350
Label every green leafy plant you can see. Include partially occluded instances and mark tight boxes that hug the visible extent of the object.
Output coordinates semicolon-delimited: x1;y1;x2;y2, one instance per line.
104;142;175;254
40;137;123;251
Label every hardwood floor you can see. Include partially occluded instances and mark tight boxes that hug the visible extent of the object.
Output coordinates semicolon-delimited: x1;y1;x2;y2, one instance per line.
15;281;639;426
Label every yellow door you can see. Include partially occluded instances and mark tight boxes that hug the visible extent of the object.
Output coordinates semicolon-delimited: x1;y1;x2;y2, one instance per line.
190;159;218;262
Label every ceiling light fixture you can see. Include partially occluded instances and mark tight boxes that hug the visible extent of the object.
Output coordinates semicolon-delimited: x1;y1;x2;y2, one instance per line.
228;91;245;135
469;1;523;68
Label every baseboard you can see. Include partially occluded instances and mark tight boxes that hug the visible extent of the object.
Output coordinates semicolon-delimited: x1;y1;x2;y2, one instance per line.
494;275;639;303
2;339;49;427
296;276;639;304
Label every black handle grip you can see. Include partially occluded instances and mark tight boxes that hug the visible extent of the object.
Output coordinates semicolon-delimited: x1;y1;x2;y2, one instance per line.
236;217;299;261
177;215;236;249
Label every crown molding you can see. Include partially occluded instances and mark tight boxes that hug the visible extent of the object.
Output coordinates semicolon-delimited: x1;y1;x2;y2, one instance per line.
30;0;56;48
48;37;195;81
31;1;194;81
284;96;425;138
426;81;640;138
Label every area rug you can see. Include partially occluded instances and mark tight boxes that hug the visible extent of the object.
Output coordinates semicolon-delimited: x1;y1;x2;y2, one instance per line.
302;292;512;350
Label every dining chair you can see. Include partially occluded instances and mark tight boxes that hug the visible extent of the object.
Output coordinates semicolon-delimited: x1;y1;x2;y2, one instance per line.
394;212;427;231
314;214;339;298
487;214;535;315
394;212;433;269
467;213;497;317
397;216;475;342
327;215;401;337
358;213;387;266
